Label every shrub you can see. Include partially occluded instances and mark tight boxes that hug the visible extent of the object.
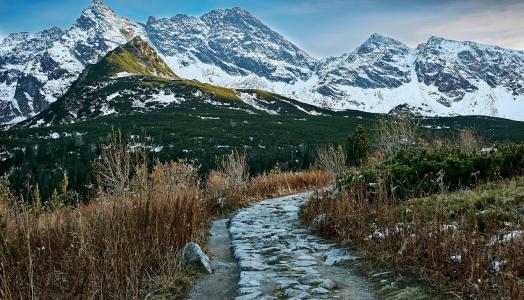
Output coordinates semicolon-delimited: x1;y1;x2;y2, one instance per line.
337;143;524;201
457;128;481;155
92;129;147;195
347;125;371;166
314;145;346;177
374;116;419;159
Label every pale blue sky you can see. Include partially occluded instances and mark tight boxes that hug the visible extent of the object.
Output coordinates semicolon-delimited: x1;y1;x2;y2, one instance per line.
0;0;523;57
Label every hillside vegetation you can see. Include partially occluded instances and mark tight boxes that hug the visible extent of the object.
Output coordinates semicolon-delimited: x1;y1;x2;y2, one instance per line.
301;119;524;299
0;133;331;299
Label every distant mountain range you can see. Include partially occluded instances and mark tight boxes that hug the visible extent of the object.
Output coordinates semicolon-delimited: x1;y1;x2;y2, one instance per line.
18;37;333;127
1;0;523;124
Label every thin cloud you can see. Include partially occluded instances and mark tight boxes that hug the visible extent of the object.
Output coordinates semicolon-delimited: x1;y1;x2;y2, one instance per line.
419;2;524;50
273;0;524;57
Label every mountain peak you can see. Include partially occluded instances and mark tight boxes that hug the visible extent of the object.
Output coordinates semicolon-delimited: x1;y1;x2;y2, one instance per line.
202;6;259;23
357;33;407;54
230;7;253;15
79;0;115;21
147;16;157;25
89;0;105;9
427;36;445;44
365;33;403;45
81;36;177;82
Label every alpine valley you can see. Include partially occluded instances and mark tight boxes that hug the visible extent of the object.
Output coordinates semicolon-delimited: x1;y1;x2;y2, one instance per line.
1;0;523;125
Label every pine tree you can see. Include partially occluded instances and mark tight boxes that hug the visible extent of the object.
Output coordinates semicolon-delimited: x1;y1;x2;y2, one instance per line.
347;125;370;166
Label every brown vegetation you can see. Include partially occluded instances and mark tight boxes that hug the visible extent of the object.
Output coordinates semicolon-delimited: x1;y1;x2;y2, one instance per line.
302;180;524;299
206;150;331;212
299;120;524;298
314;145;347;176
0;140;330;299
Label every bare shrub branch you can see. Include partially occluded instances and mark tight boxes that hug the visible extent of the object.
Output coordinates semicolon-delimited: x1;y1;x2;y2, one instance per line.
217;150;249;186
314;145;346;176
457;128;481;154
92;129;150;196
374;115;419;159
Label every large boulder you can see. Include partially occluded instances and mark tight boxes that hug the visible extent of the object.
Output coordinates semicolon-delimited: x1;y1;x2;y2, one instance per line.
179;242;213;274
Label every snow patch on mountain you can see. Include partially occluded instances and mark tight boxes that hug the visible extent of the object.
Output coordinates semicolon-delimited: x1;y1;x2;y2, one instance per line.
239;92;279;115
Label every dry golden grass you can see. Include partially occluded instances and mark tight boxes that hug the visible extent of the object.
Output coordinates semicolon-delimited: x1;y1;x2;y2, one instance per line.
206;151;331;212
302;178;524;299
0;143;331;298
247;170;331;201
206;169;331;212
0;160;205;299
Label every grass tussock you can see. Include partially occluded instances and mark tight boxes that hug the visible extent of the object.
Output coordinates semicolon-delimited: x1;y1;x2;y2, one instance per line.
302;177;524;299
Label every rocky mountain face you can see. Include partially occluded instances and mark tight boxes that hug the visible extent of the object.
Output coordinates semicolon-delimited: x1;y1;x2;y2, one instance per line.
300;35;524;120
1;0;523;124
19;37;330;127
415;37;524;107
146;7;316;84
0;0;143;124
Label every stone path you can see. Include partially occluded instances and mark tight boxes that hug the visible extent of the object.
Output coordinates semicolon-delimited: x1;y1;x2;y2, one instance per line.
230;192;375;300
189;218;239;300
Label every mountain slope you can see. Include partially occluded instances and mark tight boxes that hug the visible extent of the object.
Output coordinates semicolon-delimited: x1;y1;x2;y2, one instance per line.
296;35;524;120
81;36;177;82
146;7;316;85
1;0;524;124
19;38;331;127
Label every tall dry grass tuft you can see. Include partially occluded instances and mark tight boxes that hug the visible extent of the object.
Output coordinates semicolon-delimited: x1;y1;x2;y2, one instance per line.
206;150;249;211
217;150;249;186
314;145;346;177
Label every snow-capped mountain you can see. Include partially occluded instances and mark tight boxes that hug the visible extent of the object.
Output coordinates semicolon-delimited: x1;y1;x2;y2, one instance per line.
19;37;331;127
146;7;316;84
144;14;524;121
300;35;524;120
1;0;523;124
0;0;143;124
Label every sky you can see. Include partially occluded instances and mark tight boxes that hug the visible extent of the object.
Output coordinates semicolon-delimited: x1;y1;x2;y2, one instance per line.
0;0;523;57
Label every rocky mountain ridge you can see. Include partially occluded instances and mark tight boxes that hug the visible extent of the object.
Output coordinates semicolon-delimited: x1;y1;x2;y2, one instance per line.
1;0;523;124
18;37;332;127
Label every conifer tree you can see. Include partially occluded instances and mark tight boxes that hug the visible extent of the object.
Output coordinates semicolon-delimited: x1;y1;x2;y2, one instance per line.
347;125;370;166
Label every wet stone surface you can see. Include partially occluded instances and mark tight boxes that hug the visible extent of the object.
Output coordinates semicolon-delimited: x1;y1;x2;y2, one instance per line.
230;192;375;300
